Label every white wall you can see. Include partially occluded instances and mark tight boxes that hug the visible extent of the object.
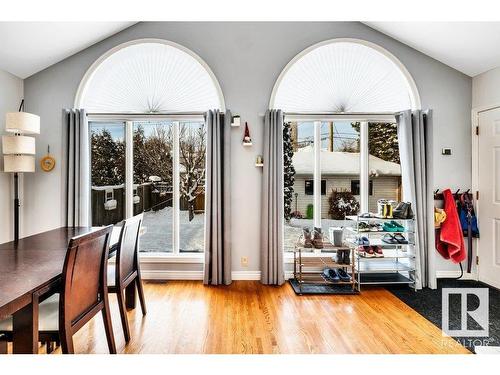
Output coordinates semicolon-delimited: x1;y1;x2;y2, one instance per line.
473;66;500;109
0;69;24;244
23;22;472;276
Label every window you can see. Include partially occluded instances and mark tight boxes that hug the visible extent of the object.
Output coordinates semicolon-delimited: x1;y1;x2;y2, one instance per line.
305;180;326;195
351;180;373;196
367;122;402;212
90;118;206;254
283;118;402;252
80;40;225;258
90;122;126;226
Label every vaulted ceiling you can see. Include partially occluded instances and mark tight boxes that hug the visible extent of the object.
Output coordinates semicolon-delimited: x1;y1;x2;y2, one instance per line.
0;22;135;78
1;22;500;79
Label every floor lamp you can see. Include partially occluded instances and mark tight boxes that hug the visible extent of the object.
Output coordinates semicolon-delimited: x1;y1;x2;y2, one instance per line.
2;100;40;242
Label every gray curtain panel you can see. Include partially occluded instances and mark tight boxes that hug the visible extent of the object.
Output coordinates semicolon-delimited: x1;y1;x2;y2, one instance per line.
396;109;436;289
261;109;285;285
63;108;90;228
204;109;232;285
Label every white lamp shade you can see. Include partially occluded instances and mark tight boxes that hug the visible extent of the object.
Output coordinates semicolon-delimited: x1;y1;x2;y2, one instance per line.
2;135;36;155
3;155;35;172
6;112;40;135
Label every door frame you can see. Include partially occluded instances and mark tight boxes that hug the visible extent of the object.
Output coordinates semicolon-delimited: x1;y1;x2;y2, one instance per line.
471;103;500;284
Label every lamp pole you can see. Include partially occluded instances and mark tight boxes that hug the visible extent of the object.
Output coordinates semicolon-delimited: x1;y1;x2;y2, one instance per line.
13;172;19;242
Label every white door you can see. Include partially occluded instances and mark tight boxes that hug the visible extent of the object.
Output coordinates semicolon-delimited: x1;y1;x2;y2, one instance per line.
478;107;500;289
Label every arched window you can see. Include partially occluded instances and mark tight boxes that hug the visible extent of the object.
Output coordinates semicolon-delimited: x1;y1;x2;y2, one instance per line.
278;39;420;257
75;39;225;112
76;39;224;256
270;38;420;112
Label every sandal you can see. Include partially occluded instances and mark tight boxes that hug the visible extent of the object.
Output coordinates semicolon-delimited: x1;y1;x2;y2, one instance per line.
393;233;408;244
358;222;370;232
382;222;399;232
389;221;405;232
382;234;398;244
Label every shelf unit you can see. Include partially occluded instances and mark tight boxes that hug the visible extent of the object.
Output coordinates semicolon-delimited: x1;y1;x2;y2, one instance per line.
292;236;358;294
345;215;417;291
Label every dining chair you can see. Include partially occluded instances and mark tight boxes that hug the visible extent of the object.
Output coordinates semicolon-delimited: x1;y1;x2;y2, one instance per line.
108;214;147;343
0;225;116;354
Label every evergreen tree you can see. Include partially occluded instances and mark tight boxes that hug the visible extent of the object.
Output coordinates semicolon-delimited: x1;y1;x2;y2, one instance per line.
351;122;400;164
283;122;296;222
91;129;125;186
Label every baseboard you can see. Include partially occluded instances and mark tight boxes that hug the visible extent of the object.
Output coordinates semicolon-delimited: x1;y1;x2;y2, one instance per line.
142;270;203;280
436;270;477;280
231;271;261;280
142;270;263;281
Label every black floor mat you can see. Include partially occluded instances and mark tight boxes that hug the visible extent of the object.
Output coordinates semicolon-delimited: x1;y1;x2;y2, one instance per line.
387;279;500;353
289;279;359;295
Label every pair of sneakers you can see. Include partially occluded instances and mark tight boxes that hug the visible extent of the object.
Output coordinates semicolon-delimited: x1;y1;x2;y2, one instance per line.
357;245;384;258
322;268;352;282
302;227;324;249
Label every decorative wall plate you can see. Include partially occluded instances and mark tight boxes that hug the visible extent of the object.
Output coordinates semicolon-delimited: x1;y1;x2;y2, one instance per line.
40;155;56;172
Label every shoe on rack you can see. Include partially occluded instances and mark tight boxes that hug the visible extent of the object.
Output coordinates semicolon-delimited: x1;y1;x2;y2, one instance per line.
357;245;374;257
301;227;313;248
393;233;408;244
356;236;370;246
356;246;365;257
342;249;351;265
381;233;399;244
312;227;324;249
358;222;370;232
382;222;399;232
364;246;375;258
389;221;405;232
337;268;352;282
322;268;340;282
359;212;374;218
335;250;344;264
372;245;384;257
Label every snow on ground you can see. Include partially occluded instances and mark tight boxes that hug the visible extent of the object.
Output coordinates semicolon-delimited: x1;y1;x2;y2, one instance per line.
140;206;204;253
140;207;354;253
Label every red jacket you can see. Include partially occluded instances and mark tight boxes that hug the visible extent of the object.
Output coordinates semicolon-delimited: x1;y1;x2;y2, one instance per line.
436;189;466;263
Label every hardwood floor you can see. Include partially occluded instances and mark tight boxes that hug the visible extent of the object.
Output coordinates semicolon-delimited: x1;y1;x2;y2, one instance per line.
43;281;469;354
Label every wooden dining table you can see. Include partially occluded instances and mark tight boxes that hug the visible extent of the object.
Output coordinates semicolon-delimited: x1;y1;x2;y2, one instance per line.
0;226;135;354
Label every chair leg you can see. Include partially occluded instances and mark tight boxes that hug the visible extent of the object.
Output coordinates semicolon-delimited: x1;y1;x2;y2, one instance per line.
102;296;117;354
45;341;54;354
0;338;7;354
116;289;131;343
60;330;74;354
136;277;147;316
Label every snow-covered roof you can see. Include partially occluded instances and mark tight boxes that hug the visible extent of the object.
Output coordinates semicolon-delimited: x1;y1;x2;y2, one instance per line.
292;146;401;176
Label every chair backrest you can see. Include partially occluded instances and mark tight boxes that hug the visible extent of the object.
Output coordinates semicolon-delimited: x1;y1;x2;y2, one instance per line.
60;225;113;328
116;214;143;286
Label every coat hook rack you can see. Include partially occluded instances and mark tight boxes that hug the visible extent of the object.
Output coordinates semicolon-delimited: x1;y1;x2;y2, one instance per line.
433;188;474;201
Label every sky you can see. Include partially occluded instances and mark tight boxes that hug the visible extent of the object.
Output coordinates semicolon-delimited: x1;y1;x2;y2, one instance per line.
297;121;359;150
89;121;204;141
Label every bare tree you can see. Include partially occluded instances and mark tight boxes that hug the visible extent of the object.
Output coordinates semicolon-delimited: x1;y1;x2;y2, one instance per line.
179;123;206;221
